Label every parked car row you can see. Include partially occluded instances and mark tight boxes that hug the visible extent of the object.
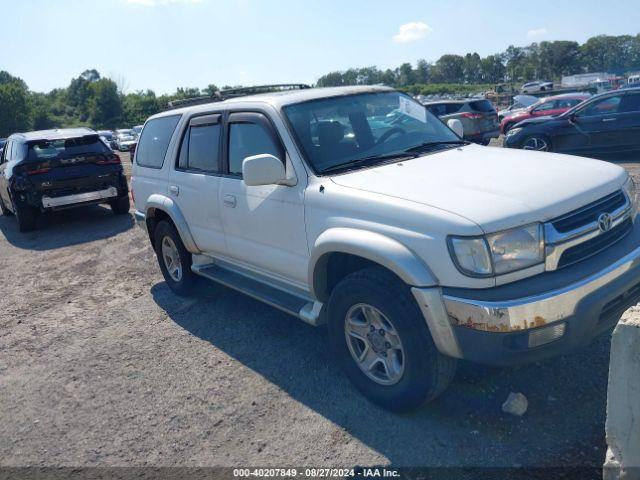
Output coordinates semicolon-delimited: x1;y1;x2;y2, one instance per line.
500;93;591;134
504;87;640;155
423;99;500;145
97;126;144;153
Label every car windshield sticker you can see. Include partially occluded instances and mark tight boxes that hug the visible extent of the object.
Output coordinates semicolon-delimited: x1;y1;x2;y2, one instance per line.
399;97;427;123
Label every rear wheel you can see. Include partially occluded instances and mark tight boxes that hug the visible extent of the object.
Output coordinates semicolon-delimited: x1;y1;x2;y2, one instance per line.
154;220;197;296
14;202;37;232
109;195;130;215
522;135;551;152
0;196;12;216
327;267;457;412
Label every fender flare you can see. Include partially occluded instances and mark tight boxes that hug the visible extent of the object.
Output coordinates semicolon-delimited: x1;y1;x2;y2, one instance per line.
145;194;200;254
309;228;437;302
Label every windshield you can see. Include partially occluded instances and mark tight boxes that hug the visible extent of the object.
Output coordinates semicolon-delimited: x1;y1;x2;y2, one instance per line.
283;91;461;174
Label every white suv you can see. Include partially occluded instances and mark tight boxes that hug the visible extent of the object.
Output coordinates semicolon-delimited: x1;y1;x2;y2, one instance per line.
132;85;640;412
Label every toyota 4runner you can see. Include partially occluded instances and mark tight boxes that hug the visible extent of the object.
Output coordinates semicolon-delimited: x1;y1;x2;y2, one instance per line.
132;86;640;412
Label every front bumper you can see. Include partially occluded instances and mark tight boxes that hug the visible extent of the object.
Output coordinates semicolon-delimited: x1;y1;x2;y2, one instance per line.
414;220;640;366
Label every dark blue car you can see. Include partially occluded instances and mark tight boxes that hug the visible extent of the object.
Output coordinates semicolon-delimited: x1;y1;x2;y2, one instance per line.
504;87;640;156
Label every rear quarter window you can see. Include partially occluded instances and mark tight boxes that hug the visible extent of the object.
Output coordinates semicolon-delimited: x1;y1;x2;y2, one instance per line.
136;115;181;169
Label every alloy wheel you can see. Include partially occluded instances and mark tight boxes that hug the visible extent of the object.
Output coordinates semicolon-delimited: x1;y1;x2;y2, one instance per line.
344;303;405;386
161;236;182;282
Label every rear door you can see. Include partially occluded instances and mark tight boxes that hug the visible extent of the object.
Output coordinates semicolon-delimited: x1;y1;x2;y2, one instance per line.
615;91;640;151
167;113;226;255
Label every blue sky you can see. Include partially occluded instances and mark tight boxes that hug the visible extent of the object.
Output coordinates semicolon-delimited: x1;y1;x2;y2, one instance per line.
1;0;639;94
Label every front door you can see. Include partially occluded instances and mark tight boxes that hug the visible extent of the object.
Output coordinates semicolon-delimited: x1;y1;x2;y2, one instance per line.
218;111;308;286
0;141;13;211
571;94;624;154
168;114;226;255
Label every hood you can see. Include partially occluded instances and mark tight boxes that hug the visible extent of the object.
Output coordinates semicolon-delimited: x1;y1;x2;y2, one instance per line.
330;144;627;233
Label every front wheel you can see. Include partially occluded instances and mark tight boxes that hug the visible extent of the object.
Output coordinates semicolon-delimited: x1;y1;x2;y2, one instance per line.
521;135;551;152
327;267;457;412
154;220;197;296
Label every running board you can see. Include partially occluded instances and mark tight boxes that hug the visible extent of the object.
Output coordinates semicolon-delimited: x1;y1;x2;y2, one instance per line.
192;264;325;326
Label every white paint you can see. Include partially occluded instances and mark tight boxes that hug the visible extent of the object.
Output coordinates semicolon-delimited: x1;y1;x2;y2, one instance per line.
604;315;640;480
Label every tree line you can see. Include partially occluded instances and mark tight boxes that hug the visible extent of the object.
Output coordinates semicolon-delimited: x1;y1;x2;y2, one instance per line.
1;33;639;138
316;34;640;88
0;69;222;137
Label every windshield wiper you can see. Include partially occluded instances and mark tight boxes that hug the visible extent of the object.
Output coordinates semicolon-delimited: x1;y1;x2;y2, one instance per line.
320;152;417;174
404;140;468;153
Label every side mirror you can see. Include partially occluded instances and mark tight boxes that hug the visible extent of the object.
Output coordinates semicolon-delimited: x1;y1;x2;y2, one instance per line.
242;154;286;186
447;119;464;138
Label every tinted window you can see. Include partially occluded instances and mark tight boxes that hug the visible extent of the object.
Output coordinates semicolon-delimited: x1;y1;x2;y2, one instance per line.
533;101;557;112
444;103;463;114
27;135;109;161
178;123;221;172
469;100;495;112
426;104;446;116
619;93;640;113
579;96;622;117
228;123;281;176
136;115;180;168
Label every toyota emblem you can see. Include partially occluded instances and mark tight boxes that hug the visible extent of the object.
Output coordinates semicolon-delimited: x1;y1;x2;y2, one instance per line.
598;213;613;232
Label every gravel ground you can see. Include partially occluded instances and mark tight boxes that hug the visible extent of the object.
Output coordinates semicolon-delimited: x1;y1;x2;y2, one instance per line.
0;147;639;469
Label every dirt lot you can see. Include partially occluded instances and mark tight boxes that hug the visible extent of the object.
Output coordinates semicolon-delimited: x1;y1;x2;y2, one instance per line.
1;148;639;469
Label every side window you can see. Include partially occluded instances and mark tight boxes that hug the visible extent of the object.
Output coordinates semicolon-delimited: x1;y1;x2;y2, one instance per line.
228;121;282;176
533;101;556;112
177;119;221;172
619;93;640;113
578;96;622;117
136;115;181;169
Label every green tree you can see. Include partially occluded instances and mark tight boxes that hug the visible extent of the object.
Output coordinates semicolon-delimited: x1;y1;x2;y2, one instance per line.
87;78;122;129
0;71;31;137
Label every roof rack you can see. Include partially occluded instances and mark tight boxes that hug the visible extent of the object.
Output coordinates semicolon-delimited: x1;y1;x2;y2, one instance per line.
166;83;312;109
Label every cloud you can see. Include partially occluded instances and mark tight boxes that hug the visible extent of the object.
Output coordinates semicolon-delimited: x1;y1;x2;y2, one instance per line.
393;21;432;44
527;27;547;38
125;0;202;6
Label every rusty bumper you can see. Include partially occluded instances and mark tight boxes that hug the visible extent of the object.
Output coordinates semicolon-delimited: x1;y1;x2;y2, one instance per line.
442;241;640;333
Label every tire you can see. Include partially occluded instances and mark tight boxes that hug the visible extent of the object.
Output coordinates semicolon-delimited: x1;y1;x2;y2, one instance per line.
0;196;12;216
480;138;491;146
109;195;130;215
327;266;457;412
153;220;197;296
521;134;552;152
14;202;37;232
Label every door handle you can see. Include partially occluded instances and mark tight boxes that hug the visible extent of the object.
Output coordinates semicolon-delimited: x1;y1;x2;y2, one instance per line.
223;194;237;208
169;185;179;196
602;117;617;122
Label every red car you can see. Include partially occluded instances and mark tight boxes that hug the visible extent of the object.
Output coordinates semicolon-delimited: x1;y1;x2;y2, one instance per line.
500;93;590;134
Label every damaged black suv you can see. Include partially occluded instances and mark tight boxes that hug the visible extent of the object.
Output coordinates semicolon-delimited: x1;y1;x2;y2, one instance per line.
0;128;130;232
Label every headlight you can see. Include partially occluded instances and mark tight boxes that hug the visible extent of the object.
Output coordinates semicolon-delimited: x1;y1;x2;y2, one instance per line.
506;127;523;137
449;223;544;277
623;175;637;213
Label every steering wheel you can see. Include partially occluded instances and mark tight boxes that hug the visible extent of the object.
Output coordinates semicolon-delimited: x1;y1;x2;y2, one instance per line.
377;127;406;145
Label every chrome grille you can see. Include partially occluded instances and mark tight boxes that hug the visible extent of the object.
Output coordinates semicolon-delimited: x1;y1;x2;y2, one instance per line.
545;190;633;270
551;191;626;233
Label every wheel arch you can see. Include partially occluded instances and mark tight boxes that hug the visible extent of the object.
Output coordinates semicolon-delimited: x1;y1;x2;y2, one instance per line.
144;194;200;253
309;228;437;302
